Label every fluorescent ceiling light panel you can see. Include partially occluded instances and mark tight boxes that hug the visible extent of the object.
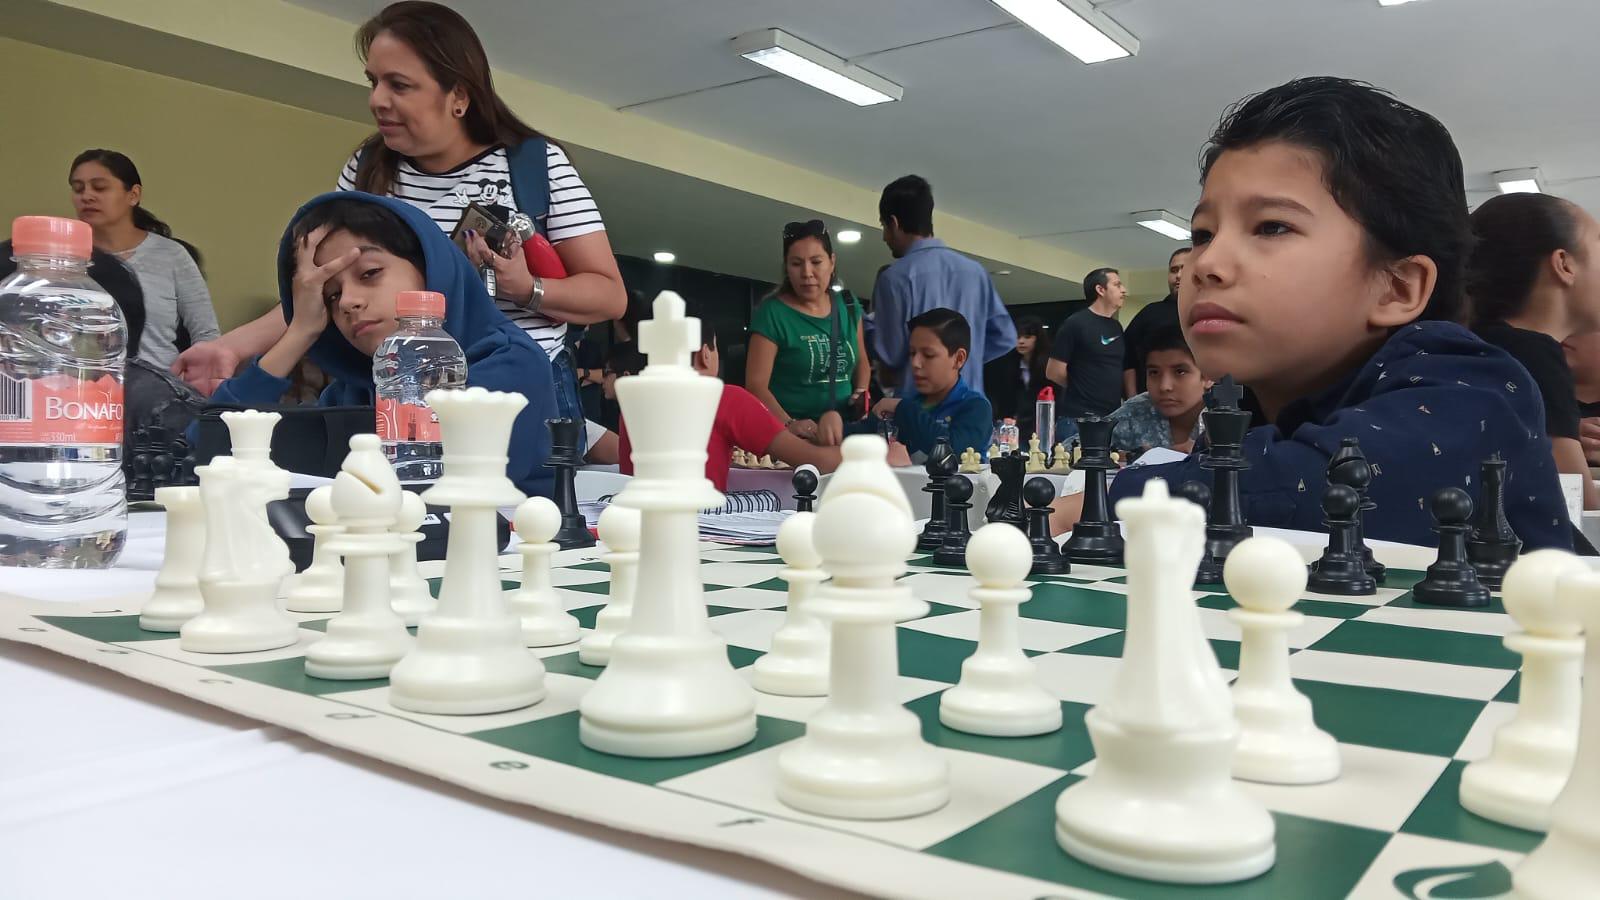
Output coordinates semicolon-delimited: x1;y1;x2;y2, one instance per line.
1494;168;1544;194
1378;0;1425;6
733;29;902;106
990;0;1138;64
836;229;862;244
652;251;676;264
1130;210;1191;241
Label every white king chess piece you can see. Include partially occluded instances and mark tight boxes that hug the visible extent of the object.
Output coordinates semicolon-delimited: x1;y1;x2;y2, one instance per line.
219;410;294;584
579;292;757;757
284;485;345;614
139;485;206;632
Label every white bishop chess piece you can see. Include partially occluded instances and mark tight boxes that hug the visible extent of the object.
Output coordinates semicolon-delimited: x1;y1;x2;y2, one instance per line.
818;434;928;621
139;485;206;632
506;496;581;647
1460;549;1587;832
1055;479;1275;884
304;435;414;679
579;293;756;756
1224;535;1341;784
388;491;434;627
578;502;640;666
220;410;294;586
388;388;545;715
284;485;345;614
750;511;829;697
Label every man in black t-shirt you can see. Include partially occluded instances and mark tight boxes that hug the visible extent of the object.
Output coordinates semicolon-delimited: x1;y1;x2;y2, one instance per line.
1121;247;1191;397
1047;267;1127;437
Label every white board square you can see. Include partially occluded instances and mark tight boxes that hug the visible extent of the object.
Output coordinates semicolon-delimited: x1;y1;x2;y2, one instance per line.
1289;650;1514;702
333;673;590;734
903;609;1117;653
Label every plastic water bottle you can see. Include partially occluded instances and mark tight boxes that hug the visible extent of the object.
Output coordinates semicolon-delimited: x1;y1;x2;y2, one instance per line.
1000;417;1020;454
1034;386;1056;459
0;216;128;569
373;290;465;481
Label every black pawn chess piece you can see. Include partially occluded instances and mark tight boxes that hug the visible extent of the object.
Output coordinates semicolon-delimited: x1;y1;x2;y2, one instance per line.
932;475;974;568
1193;376;1252;584
544;418;596;550
918;445;956;551
1024;477;1068;576
128;436;154;500
1414;487;1493;608
1176;480;1211;515
1307;482;1377;596
1328;437;1386;584
1466;454;1521;590
1062;415;1124;566
792;467;819;513
985;451;1027;531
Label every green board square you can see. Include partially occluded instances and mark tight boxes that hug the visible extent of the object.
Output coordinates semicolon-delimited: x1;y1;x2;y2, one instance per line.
926;776;1390;900
1195;594;1371;621
1295;679;1485;757
37;614;174;643
468;711;803;785
1400;760;1543;854
896;628;977;684
426;577;519;599
541;651;604;680
921;601;968;619
1062;632;1242;670
1022;583;1127;630
1386;593;1507;616
563;580;733;596
1382;569;1429;590
743;577;790;592
206;656;389;696
904;693;1095;772
1309;620;1520;670
1495;673;1520;704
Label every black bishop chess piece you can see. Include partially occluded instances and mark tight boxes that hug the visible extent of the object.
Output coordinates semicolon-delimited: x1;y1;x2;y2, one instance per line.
985;451;1027;531
933;475;975;568
1414;487;1492;608
1062;415;1124;566
1466;454;1521;590
792;466;819;513
1024;477;1068;576
1307;482;1378;596
1193;376;1253;585
1328;437;1386;585
918;437;957;550
544;418;596;550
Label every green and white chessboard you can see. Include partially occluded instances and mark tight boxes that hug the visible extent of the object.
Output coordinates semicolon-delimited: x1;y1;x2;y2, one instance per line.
0;543;1542;900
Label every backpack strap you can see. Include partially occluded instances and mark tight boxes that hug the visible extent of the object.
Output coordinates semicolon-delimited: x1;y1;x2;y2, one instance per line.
505;138;551;236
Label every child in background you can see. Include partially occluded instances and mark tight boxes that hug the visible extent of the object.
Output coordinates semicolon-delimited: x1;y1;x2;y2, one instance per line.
1052;76;1570;550
1108;324;1208;456
869;307;994;464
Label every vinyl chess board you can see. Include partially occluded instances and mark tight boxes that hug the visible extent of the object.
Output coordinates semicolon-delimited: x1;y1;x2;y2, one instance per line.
0;544;1540;899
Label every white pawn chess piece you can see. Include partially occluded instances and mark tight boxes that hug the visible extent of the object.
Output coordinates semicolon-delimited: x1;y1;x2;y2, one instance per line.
507;496;581;646
180;457;301;653
1512;567;1600;899
578;502;640;666
304;435;414;679
776;489;949;818
1050;443;1071;473
139;486;206;632
1056;479;1274;884
388;387;545;715
1460;549;1588;832
388;491;434;627
1224;536;1340;784
751;512;829;697
818;435;927;621
284;486;345;614
939;523;1063;737
219;410;294;585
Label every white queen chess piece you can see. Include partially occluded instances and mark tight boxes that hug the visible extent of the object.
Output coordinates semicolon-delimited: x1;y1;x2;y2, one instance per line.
139;485;206;632
388;388;545;715
284;485;345;614
388;491;434;627
579;292;757;757
1055;479;1275;884
220;410;294;584
751;511;829;697
506;496;582;647
578;502;641;667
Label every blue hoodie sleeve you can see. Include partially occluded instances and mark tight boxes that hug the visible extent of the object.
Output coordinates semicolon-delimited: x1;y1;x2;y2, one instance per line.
208;359;291;407
982;279;1017;365
460;329;557;498
895;390;993;460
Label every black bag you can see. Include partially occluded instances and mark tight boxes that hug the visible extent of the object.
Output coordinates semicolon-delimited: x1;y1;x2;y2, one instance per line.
193;404;376;478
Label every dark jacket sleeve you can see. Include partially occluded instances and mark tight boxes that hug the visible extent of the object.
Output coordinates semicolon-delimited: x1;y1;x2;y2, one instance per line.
462;330;557;498
895;392;993;459
208;359;291;408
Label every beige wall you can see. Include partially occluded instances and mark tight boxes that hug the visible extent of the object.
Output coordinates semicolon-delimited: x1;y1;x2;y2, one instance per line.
0;36;368;329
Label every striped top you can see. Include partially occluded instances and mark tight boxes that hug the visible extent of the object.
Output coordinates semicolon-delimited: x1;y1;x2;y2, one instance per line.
337;142;605;356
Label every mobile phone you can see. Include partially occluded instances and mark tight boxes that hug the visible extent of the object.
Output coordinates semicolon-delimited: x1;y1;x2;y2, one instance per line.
451;202;514;258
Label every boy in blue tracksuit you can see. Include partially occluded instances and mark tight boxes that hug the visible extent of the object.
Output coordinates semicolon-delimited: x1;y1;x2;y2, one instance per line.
870;307;993;463
208;192;557;495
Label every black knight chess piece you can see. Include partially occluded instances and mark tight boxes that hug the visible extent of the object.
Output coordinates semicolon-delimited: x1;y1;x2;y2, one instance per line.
1193;376;1252;585
1024;477;1068;575
1062;415;1124;566
1414;487;1492;608
1466;454;1521;590
1307;482;1377;596
1328;437;1386;584
792;466;819;514
544;418;596;549
985;451;1027;531
933;475;975;568
918;437;957;550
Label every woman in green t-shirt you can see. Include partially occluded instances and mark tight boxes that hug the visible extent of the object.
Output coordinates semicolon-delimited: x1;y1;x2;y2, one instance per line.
746;220;871;446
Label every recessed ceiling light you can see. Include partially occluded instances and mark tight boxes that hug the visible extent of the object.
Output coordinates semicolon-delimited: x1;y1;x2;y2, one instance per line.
733;29;903;106
1129;210;1192;241
1494;168;1545;195
837;229;862;244
653;251;676;264
1377;0;1425;6
989;0;1139;64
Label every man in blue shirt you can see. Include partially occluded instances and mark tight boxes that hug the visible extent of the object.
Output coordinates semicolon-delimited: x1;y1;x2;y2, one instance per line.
872;175;1016;394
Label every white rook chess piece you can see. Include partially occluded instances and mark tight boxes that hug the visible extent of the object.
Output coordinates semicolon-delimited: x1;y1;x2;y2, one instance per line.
388;388;545;715
179;457;301;653
751;511;829;697
139;486;206;632
220;410;294;584
776;488;949;819
1460;549;1588;832
305;436;414;679
579;292;757;756
939;523;1063;737
508;496;581;647
388;491;434;627
1512;567;1600;898
1055;479;1274;884
1224;536;1340;785
818;434;928;621
578;502;640;666
284;485;345;614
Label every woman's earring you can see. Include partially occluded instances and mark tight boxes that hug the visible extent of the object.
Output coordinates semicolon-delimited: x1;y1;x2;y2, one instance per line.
454;106;466;118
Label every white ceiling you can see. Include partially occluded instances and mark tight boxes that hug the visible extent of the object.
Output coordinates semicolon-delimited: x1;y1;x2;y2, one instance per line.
298;0;1600;284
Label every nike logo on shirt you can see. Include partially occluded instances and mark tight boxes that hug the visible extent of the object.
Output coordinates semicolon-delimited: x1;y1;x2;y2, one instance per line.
1100;335;1120;345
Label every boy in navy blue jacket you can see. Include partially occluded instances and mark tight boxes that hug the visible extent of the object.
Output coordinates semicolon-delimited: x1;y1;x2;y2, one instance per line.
208;192;557;496
871;308;994;463
1051;77;1570;550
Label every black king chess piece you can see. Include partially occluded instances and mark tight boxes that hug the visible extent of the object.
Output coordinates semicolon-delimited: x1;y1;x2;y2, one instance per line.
1024;477;1068;575
792;467;819;513
1327;437;1386;584
1414;487;1492;608
933;475;975;568
1193;376;1252;585
985;451;1027;531
918;434;957;550
1465;454;1521;590
1062;415;1123;566
1307;482;1377;596
544;418;596;549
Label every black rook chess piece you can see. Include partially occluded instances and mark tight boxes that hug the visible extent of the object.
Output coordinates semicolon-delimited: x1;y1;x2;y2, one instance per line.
1414;487;1492;608
1307;482;1377;596
544;418;596;550
1024;477;1068;575
1466;454;1521;590
1328;437;1386;584
933;476;975;568
985;452;1027;531
1062;415;1124;566
918;439;957;551
1193;376;1253;585
792;467;820;514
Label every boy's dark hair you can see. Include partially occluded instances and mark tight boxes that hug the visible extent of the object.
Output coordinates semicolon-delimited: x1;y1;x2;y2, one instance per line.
1083;267;1119;302
1143;324;1194;362
1200;76;1471;324
290;199;425;275
1466;193;1585;325
909;307;971;358
879;175;934;235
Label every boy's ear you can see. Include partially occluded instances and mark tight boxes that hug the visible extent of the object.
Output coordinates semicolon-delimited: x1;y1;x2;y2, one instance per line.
1551;248;1580;288
953;346;969;370
1369;254;1437;329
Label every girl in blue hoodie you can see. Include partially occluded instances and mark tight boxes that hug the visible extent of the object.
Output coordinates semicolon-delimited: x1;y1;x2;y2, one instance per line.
209;192;557;495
